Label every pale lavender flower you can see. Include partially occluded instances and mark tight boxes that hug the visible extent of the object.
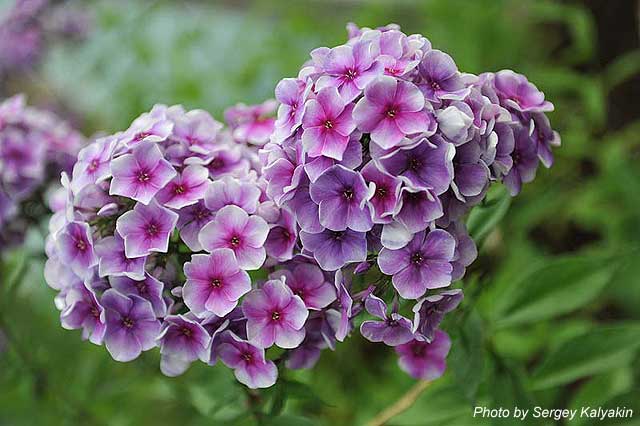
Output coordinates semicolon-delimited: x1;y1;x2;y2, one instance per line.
270;263;336;310
493;70;554;113
204;175;261;214
299;228;367;271
177;200;214;251
217;331;278;389
55;221;98;278
360;294;414;346
110;274;167;318
418;49;469;103
158;315;211;377
156;164;209;209
60;282;106;345
395;330;451;380
95;233;146;280
361;161;401;224
412;289;463;342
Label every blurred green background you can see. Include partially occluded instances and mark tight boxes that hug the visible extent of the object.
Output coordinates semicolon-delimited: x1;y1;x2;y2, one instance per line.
1;0;640;425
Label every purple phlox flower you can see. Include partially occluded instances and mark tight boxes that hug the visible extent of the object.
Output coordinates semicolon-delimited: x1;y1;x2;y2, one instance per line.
71;136;116;194
490;122;515;178
374;30;425;77
110;274;167;318
95;233;146;280
304;133;363;182
493;70;554;113
451;139;491;201
225;100;276;146
204;175;261;214
346;22;401;40
325;270;353;342
315;40;381;102
60;281;106;345
216;331;278;389
285;316;329;370
115;199;179;258
264;207;298;262
0;127;45;185
445;222;477;281
436;103;475;145
301;86;356;160
529;112;560;168
198;205;269;270
360;294;414;346
171;109;223;154
102;289;161;362
183;249;251;317
273;78;309;142
418;49;470;103
109;141;176;205
353;75;434;150
395;329;451;380
55;221;98;278
156;164;209;209
73;183;114;220
157;314;211;377
288;172;323;233
361;161;402;224
377;135;454;195
354;260;373;274
262;152;304;206
177;200;214;251
310;165;373;232
412;289;463;342
270;263;336;310
503;125;539;196
191;144;250;179
378;229;456;299
392;185;443;234
299;228;367;271
243;278;309;349
120;107;173;146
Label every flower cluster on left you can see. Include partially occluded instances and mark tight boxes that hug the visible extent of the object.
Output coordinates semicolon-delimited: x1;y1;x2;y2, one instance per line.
0;94;85;250
45;102;295;387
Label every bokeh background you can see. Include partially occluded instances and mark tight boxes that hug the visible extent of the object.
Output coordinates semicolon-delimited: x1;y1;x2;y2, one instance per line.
1;0;639;425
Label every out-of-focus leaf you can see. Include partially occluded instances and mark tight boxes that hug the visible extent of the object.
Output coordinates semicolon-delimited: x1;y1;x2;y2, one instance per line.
449;309;486;401
530;323;640;390
263;414;316;426
466;185;511;246
494;255;616;328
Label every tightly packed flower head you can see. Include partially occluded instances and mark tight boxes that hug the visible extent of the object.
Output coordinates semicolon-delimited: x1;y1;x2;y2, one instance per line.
0;94;85;250
262;23;560;380
46;102;316;388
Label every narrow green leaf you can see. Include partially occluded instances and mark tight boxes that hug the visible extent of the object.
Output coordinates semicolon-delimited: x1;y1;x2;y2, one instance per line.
466;185;511;245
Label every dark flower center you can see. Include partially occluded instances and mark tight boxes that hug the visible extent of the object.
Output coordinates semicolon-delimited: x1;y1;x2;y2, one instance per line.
137;170;151;183
230;236;241;247
431;81;441;91
343;187;354;200
376;186;387;198
512;152;521;165
324;120;333;129
345;68;357;80
411;343;426;357
174;184;185;195
411;252;424;265
195;208;210;221
294;289;304;298
210;158;224;170
331;231;345;241
75;239;87;251
122;317;135;328
90;307;100;318
181;327;192;337
135;281;148;295
88;159;100;172
271;311;281;321
211;278;222;288
146;223;159;237
242;352;253;362
408;158;422;171
386;108;397;118
134;132;151;142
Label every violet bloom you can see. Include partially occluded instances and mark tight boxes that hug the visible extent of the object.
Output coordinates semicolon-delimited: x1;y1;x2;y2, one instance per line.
301;86;356;160
392;186;443;234
412;289;463;342
377;136;455;195
418;49;469;103
177;200;214;251
315;41;381;102
172;109;222;153
199;205;269;270
264;207;298;261
493;70;554;113
95;233;146;280
225;100;276;146
378;229;456;299
353;76;434;149
530;112;561;168
109;141;176;205
263;154;304;206
360;294;414;346
60;282;106;345
451;139;490;200
156;164;209;209
309;165;373;232
395;329;451;380
242;278;309;349
270;263;335;310
158;315;211;377
361;161;402;224
204;176;261;214
503;126;539;196
288;172;323;233
121;107;173;146
273;78;307;142
115;199;179;258
217;331;278;389
183;249;251;317
71;136;115;193
326;271;353;342
102;289;161;362
490;122;515;178
299;228;367;271
55;221;98;278
110;274;167;318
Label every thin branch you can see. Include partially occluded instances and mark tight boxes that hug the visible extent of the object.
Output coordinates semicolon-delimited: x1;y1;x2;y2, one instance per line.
366;380;431;426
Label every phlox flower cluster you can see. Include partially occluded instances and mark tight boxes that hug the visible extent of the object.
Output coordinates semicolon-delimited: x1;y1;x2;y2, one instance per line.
261;23;560;380
0;94;85;250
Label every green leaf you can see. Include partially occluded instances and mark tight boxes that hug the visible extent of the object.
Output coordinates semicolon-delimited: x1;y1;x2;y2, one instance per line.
494;255;616;328
466;185;511;246
568;368;633;426
530;323;640;390
449;309;486;401
262;414;316;426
